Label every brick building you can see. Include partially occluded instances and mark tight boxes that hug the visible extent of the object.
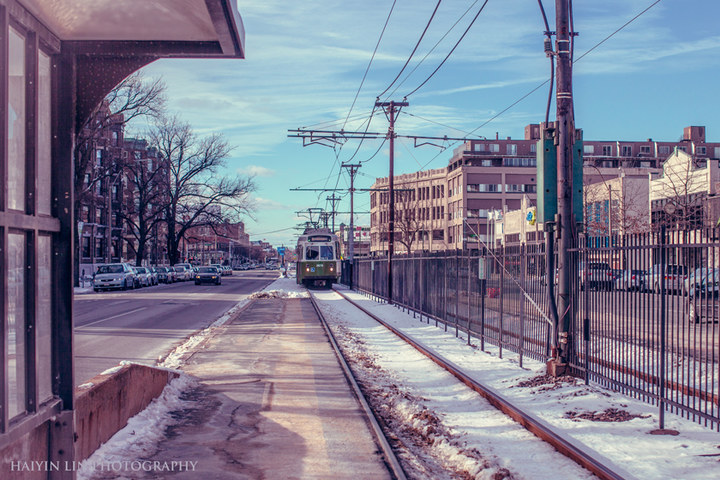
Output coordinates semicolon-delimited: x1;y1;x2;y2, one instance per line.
370;125;720;253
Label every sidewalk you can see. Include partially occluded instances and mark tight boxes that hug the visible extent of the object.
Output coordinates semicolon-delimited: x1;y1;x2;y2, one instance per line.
81;290;390;479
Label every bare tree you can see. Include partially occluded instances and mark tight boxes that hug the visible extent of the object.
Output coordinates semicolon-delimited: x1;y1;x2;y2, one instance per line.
395;189;422;254
117;142;169;266
149;115;256;265
73;72;165;282
651;151;708;230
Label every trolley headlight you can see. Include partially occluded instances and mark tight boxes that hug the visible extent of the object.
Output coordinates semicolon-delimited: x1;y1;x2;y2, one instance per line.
306;267;310;272
329;266;334;272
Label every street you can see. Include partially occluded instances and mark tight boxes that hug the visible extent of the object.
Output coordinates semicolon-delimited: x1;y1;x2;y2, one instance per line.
73;270;279;385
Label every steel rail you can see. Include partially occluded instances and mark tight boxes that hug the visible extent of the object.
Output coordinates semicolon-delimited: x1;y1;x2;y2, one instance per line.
332;288;638;480
308;292;408;480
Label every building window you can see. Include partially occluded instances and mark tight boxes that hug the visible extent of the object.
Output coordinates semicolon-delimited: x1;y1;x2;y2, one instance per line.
490;144;500;153
621;145;632;156
602;145;612;156
530;143;537;153
697;146;707;155
584;145;595;154
659;145;671;155
96;149;103;166
507;144;517;155
7;232;27;418
8;27;26;211
640;145;651;154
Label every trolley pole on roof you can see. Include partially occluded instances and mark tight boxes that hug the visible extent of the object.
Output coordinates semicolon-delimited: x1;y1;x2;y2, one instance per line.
376;99;408;304
552;0;576;373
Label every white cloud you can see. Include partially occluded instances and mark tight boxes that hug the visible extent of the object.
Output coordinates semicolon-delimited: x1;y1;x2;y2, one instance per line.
238;165;275;177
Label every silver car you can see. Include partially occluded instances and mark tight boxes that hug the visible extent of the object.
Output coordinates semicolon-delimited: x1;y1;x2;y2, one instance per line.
93;263;136;291
133;266;152;287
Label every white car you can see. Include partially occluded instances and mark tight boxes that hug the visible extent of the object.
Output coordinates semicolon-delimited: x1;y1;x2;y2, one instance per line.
93;263;136;291
173;265;192;281
132;266;152;287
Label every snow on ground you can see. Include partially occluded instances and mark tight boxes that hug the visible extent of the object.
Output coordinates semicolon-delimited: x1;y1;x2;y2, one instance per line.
78;374;199;480
315;286;720;480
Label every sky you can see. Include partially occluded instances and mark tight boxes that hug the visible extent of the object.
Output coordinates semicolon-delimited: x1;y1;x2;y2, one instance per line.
80;277;720;479
136;0;720;248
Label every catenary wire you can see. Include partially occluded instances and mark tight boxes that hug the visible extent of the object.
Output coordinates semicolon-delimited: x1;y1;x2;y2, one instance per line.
415;0;663;171
381;0;483;102
343;0;398;131
404;0;491;98
377;0;443;98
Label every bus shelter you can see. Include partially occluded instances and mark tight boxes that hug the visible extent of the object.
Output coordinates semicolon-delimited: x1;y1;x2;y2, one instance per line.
0;1;244;477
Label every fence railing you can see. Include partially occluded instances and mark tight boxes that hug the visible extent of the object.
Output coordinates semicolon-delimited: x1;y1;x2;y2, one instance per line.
350;228;720;430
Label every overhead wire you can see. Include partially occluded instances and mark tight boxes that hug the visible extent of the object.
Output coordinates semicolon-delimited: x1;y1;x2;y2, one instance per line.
377;0;444;98
342;0;398;131
415;0;663;171
404;0;491;98
381;0;484;102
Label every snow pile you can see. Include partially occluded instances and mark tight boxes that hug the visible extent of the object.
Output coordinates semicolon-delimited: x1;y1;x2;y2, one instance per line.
78;374;198;480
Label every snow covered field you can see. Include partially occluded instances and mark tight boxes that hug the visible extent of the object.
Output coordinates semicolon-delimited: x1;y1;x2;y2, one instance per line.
82;277;720;479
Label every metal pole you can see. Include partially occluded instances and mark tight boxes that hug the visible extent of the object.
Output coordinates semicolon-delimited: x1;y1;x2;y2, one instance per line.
554;0;575;369
376;100;408;305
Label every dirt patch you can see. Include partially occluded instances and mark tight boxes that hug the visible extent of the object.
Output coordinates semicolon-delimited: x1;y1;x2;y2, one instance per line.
515;374;578;392
565;408;649;422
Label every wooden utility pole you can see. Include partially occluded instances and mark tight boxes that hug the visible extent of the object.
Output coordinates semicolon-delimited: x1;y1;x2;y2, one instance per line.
342;163;361;261
327;194;342;232
554;0;575;369
376;99;408;304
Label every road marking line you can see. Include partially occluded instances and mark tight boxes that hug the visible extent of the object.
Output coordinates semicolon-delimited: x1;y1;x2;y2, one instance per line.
76;307;148;329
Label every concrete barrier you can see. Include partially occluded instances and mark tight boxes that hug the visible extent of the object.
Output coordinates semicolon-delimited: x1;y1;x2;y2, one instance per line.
74;363;179;461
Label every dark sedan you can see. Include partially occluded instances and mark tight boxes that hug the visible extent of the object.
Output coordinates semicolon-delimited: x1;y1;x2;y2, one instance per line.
194;266;222;285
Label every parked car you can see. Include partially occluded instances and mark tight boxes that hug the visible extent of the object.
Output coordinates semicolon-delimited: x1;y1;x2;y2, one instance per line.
147;267;159;285
166;266;179;283
173;265;191;281
614;269;646;291
133;266;152;287
689;296;720;324
155;266;173;284
688;268;719;297
646;264;688;293
580;262;614;290
93;263;136;291
194;266;222;285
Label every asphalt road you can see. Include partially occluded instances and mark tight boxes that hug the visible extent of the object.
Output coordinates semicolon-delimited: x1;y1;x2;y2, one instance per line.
73;269;279;385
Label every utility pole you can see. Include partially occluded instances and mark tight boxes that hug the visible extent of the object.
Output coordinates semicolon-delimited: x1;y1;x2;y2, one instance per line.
376;99;408;304
342;163;360;261
553;0;575;372
327;194;341;232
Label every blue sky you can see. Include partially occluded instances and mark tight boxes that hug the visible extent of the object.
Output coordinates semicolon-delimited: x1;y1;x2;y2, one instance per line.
138;0;720;247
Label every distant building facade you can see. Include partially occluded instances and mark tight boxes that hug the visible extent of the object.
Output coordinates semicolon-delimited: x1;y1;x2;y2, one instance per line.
370;125;720;253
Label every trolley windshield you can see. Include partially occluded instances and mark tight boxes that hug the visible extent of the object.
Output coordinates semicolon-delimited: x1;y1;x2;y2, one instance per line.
306;245;334;260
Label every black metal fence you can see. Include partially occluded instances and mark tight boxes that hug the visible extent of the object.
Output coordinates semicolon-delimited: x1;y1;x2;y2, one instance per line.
350;228;720;430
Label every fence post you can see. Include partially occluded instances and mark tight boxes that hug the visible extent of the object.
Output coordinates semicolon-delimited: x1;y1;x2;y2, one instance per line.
499;245;505;359
520;243;526;368
467;248;472;345
659;225;667;430
480;248;486;352
455;250;460;338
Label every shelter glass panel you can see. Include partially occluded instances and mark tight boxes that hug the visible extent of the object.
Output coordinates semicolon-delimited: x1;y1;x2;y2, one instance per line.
7;232;27;418
38;51;53;216
37;235;53;403
8;27;26;211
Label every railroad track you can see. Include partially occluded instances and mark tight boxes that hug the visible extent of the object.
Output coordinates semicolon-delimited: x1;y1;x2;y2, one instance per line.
310;287;636;480
308;292;408;480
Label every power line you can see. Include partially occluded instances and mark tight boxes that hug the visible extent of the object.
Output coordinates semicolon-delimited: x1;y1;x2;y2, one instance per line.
415;0;662;171
377;0;443;98
405;0;491;98
343;0;398;130
381;0;484;102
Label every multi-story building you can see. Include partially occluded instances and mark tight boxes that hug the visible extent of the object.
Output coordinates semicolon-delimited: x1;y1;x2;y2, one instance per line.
185;222;251;265
338;224;371;258
370;125;720;254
